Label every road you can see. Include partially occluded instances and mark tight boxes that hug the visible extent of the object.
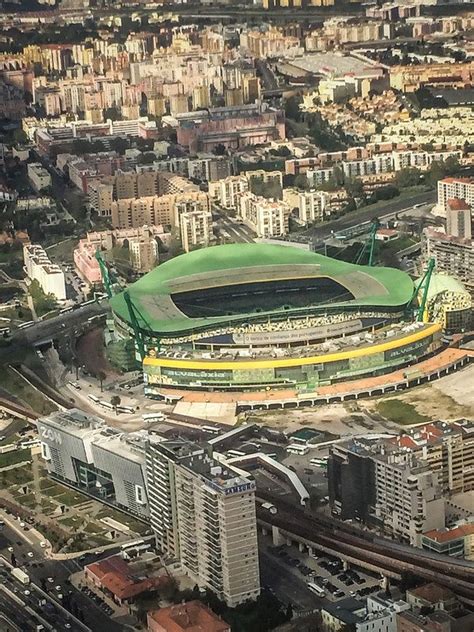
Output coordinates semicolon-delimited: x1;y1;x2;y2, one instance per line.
259;548;320;611
215;213;256;243
307;189;437;244
0;517;123;632
0;301;109;365
256;59;279;92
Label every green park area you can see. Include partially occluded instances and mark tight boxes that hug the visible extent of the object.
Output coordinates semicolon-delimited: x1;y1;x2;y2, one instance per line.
377;399;430;425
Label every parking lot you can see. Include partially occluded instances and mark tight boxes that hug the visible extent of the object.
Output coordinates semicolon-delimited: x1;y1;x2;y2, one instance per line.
259;532;383;609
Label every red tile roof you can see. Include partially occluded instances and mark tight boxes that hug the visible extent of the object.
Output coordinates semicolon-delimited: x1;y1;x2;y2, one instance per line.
147;601;230;632
407;583;456;604
423;524;474;543
447;198;471;210
86;555;167;601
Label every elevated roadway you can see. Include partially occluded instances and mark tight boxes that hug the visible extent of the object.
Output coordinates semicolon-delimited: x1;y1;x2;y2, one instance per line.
257;497;474;601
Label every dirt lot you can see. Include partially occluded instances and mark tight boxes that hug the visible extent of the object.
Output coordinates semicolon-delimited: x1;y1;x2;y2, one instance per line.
75;327;119;378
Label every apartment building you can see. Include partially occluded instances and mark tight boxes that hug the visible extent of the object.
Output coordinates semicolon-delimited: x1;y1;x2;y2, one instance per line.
390;62;474;93
373;453;445;546
27;162;51;191
391;150;462;172
38;409;149;519
422;228;474;297
238;192;290;238
307;167;335;188
88;170;203;218
179;208;213;252
437;177;474;215
390;421;474;495
88;181;114;216
188;156;232;183
283;188;327;224
244;27;301;59
209;175;249;209
23;243;66;300
146;439;260;607
110;192;210;229
446;198;472;240
244;169;283;189
129;237;159;273
328;437;446;546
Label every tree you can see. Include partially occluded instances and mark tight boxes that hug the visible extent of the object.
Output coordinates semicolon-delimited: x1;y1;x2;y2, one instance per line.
213;143;227;156
109;136;129;155
344;178;364;199
137;152;156;165
294;174;310;190
284;95;303;122
394;167;422;189
97;371;106;392
71;138;93;155
13;128;28;145
269;146;291;158
111;395;121;414
29;279;57;316
103;106;122;121
442;156;461;176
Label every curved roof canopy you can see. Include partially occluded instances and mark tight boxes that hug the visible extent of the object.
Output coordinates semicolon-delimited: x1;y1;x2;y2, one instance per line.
110;243;414;335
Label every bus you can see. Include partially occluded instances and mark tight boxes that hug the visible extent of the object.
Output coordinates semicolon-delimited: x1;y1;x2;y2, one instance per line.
88;394;100;403
142;412;165;422
116;405;135;414
99;400;114;410
287;444;309;455
122;543;151;559
227;449;245;458
307;582;325;597
19;439;41;449
17;321;34;329
68;381;81;390
201;425;220;435
310;458;328;468
0;326;11;337
120;539;145;551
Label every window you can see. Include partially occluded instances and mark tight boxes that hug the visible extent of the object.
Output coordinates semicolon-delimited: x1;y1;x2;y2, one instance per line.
135;484;145;505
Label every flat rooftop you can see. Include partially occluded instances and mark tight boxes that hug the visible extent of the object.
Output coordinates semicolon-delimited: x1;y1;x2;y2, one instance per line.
285;52;380;78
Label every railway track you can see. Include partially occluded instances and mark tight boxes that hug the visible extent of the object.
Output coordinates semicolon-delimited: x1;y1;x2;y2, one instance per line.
257;495;474;600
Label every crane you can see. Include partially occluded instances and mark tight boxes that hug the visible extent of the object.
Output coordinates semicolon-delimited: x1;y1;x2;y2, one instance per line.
354;218;380;266
95;249;117;299
95;249;147;362
412;257;436;323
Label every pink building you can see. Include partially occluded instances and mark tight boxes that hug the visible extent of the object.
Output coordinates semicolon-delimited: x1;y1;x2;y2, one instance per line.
73;239;102;285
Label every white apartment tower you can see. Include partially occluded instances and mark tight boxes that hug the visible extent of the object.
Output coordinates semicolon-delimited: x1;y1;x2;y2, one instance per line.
437;178;474;215
23;243;66;300
238;192;290;238
146;440;260;607
179;208;213;252
209;175;249;210
372;452;445;546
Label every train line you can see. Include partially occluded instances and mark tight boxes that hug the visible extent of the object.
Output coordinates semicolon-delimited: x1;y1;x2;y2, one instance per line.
256;495;474;600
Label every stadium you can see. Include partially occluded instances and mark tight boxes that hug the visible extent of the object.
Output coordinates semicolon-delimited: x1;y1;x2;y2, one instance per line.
108;243;467;394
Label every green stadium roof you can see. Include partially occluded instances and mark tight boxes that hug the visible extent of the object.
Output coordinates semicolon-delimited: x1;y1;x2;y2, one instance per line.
110;243;414;335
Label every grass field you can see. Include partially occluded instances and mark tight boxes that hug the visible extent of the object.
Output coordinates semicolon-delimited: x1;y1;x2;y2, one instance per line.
377;399;431;425
96;507;150;535
0;464;33;486
59;515;83;528
44;238;78;263
15;493;37;508
0;367;58;415
0;448;31;468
